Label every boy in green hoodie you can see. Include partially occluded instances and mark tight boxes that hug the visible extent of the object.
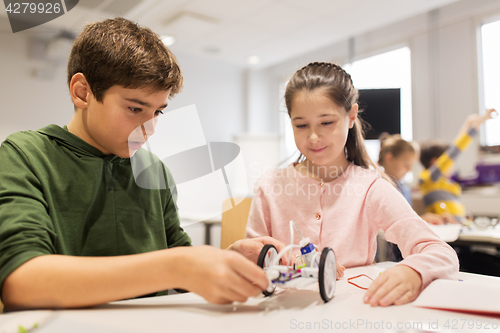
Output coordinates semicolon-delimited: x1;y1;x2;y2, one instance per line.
0;18;283;311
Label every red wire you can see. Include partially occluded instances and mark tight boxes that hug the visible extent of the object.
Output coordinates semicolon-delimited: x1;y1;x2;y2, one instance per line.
347;274;374;290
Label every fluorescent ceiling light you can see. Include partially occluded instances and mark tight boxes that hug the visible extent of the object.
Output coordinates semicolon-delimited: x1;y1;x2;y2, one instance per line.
161;35;176;47
248;55;260;65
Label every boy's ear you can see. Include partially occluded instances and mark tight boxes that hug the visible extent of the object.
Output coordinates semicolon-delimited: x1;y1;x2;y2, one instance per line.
70;73;90;109
348;103;359;129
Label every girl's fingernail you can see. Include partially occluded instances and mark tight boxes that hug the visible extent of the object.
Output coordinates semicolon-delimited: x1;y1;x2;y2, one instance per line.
363;296;369;303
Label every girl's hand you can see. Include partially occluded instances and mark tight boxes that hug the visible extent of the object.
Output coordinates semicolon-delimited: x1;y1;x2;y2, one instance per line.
363;265;422;307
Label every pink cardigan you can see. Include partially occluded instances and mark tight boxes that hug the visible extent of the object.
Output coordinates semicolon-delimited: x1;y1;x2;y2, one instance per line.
246;163;459;288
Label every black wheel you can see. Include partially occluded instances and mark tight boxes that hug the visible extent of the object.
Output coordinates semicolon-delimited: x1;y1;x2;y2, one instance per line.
318;247;336;302
257;244;278;296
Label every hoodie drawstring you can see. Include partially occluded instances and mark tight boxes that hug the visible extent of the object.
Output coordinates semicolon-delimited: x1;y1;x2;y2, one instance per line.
104;160;117;191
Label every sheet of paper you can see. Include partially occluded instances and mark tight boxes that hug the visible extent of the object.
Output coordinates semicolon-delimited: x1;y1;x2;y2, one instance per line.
413;278;500;315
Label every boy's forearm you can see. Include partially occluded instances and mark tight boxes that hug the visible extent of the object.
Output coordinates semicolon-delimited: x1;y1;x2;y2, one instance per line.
457;108;496;138
2;248;189;310
431;125;478;177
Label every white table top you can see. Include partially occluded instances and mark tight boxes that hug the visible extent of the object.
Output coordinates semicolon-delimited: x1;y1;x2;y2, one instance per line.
458;226;500;244
1;263;500;333
427;223;500;245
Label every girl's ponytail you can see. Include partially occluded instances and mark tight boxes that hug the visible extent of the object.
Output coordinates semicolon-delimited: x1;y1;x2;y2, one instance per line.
346;117;372;169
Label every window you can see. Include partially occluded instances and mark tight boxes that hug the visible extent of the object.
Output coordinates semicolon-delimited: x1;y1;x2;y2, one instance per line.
345;47;412;180
344;47;412;141
279;82;300;164
479;18;500;147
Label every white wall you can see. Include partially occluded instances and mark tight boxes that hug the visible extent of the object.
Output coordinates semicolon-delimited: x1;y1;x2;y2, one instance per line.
0;30;74;141
245;68;280;134
166;52;246;143
253;0;500;176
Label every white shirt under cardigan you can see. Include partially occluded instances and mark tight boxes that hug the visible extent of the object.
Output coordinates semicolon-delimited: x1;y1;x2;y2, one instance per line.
246;163;459;289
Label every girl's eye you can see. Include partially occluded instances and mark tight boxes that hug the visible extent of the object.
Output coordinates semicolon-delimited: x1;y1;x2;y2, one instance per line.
295;124;307;128
322;121;334;125
129;107;142;113
155;110;164;116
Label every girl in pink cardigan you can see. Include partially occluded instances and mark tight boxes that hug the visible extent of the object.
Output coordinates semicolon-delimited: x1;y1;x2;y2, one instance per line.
246;62;459;307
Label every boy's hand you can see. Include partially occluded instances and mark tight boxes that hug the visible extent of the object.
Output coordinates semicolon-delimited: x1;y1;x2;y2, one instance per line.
180;246;268;304
421;212;457;225
440;212;458;224
363;265;422;307
227;236;289;264
465;108;497;129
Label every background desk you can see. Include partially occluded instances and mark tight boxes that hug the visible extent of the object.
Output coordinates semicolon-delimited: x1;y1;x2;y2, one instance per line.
415;224;500;276
448;226;500;277
451;227;500;248
461;186;500;217
180;212;222;247
2;263;499;333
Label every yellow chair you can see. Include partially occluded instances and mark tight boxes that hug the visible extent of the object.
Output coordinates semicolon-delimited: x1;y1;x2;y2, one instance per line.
220;198;252;249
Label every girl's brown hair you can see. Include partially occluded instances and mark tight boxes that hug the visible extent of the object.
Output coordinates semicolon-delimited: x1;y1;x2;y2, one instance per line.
284;62;382;173
378;134;419;167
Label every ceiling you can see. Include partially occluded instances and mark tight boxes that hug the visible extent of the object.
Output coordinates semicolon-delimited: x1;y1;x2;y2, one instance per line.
0;0;460;68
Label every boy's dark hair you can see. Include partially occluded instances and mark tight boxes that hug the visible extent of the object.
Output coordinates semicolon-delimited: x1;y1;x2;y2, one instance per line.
67;17;183;102
419;140;449;169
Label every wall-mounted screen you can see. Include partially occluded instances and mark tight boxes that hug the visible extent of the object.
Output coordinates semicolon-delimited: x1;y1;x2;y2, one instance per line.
358;88;401;140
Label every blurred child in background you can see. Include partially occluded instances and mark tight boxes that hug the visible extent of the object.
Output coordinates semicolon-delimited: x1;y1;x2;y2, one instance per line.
379;134;453;225
377;134;450;262
378;134;418;204
419;109;496;224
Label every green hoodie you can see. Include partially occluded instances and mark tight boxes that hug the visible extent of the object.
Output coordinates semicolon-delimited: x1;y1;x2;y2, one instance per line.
0;125;191;299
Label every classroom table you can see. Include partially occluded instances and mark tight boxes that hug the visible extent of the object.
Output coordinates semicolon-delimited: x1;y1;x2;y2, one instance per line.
460;186;500;217
180;212;222;246
1;263;499;333
452;227;500;248
426;223;500;247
